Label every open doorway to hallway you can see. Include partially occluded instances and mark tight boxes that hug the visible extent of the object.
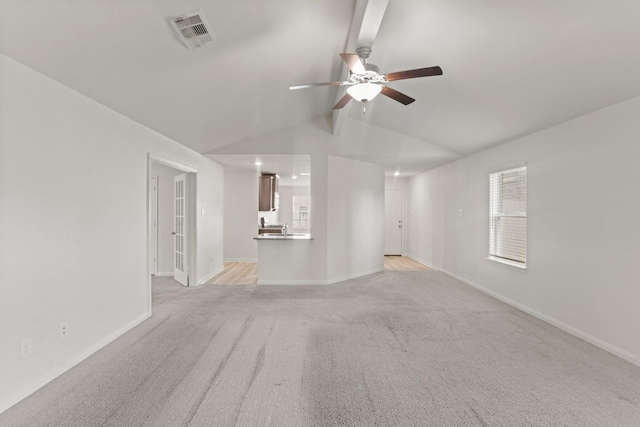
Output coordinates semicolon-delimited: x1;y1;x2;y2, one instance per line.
148;156;198;299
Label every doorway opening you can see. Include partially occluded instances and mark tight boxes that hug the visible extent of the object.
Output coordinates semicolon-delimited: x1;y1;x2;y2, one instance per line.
147;155;198;311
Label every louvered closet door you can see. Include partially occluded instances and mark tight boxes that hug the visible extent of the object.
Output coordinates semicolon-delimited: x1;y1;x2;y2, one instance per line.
173;174;188;286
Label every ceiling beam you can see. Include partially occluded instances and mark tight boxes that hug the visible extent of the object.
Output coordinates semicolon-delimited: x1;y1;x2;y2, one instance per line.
331;0;389;135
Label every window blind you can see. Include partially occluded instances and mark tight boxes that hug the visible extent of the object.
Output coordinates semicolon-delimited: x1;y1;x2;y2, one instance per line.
489;167;527;265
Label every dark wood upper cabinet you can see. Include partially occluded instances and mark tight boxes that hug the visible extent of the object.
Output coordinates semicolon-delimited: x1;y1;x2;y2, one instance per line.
259;173;279;211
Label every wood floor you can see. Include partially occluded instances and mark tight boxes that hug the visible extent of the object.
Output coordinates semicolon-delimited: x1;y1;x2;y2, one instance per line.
383;255;433;271
205;256;431;285
206;262;258;285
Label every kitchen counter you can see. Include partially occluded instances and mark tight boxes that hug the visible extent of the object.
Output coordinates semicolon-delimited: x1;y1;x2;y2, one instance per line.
254;233;313;240
254;232;317;284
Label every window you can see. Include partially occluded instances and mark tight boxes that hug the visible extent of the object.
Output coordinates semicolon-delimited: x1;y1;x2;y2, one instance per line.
489;166;527;268
292;196;310;230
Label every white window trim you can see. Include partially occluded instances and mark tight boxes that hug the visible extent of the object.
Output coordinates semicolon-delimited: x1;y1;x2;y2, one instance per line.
486;256;527;271
489;166;527;269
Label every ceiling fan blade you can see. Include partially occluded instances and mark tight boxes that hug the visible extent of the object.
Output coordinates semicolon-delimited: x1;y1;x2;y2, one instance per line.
384;66;443;82
339;53;366;75
381;86;415;105
333;93;353;110
289;81;343;90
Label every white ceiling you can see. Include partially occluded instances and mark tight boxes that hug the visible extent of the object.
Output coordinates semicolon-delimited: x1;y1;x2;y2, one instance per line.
3;0;640;176
209;154;310;187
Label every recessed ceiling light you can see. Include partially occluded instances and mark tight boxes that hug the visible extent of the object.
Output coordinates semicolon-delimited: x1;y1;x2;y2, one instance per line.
394;171;400;176
292;175;297;179
300;172;310;176
254;161;262;166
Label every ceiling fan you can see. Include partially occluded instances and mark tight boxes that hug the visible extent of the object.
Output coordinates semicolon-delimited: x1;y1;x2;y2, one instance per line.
289;46;443;110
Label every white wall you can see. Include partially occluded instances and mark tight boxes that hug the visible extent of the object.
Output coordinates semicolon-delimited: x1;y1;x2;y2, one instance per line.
256;154;384;285
150;163;182;275
0;54;224;412
327;156;385;283
196;161;225;284
407;96;640;366
224;170;259;261
385;176;410;255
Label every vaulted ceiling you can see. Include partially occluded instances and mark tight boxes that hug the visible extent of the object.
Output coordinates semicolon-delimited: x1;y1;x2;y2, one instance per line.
2;0;640;176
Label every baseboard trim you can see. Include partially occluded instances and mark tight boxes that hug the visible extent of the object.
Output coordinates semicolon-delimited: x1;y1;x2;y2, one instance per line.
327;268;384;285
0;311;152;415
436;266;640;368
257;268;384;286
198;266;224;285
223;258;258;263
156;272;173;277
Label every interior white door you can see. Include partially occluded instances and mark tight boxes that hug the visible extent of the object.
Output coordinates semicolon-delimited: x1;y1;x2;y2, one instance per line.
173;173;188;286
149;176;158;276
384;189;402;255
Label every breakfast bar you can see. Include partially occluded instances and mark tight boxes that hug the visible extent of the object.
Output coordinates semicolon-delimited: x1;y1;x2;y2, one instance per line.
253;233;316;284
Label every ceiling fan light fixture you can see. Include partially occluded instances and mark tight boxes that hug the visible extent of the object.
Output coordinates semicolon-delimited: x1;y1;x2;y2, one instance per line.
347;83;382;103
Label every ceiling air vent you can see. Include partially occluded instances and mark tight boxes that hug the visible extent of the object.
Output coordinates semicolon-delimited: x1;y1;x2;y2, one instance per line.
170;11;215;50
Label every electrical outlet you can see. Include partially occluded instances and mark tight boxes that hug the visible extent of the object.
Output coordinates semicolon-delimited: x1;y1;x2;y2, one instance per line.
60;322;68;339
20;339;32;359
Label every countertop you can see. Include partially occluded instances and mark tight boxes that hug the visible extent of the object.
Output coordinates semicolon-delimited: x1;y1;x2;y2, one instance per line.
254;233;313;240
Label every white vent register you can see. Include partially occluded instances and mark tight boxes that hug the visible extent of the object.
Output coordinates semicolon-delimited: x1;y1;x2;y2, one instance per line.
170;11;214;50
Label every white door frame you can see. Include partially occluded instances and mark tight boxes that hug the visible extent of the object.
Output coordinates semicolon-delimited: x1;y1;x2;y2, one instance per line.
149;175;158;276
147;155;198;312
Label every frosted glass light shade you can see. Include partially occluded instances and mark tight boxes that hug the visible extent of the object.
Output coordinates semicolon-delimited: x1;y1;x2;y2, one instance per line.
347;83;382;102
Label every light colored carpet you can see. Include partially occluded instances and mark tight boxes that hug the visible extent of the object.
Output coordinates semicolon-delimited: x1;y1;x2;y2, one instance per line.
2;271;639;426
